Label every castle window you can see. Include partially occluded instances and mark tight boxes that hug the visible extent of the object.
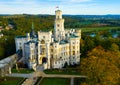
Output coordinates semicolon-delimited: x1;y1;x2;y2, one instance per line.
51;55;53;58
51;49;53;52
73;46;75;49
43;36;45;38
73;51;75;55
57;24;60;27
19;42;21;45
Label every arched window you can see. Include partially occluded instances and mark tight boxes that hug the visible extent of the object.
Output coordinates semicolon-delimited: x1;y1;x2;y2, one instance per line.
41;40;45;44
57;16;59;19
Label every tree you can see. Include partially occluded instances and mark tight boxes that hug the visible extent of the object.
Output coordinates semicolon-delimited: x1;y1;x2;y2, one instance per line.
80;46;120;85
109;43;119;52
0;47;5;59
84;36;95;53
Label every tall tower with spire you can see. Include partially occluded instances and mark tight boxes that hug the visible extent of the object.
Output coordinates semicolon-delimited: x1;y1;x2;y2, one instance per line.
30;22;36;38
54;9;65;41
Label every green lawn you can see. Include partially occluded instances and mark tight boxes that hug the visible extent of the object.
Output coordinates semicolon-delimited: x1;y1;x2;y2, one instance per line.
11;68;34;74
40;78;70;85
44;69;81;75
0;77;24;85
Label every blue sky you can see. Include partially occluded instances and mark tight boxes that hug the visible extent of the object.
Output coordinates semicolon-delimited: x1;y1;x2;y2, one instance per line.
0;0;120;15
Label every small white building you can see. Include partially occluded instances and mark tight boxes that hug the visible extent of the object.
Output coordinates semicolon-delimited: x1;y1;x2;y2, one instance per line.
15;9;81;70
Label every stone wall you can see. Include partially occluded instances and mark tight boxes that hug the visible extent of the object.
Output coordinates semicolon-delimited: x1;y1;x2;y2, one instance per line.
0;54;18;76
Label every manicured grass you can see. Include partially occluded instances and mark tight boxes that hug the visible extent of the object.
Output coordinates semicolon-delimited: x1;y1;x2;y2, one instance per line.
44;69;81;75
11;68;34;74
81;26;120;32
0;77;24;85
40;78;70;85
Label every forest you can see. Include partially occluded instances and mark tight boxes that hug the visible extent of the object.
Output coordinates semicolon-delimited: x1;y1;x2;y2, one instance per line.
0;14;120;84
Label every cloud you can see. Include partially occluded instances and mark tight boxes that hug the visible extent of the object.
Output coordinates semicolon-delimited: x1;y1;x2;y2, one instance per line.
0;0;41;14
0;0;37;5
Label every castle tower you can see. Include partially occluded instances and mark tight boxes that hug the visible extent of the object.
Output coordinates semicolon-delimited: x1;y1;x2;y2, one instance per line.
54;10;65;41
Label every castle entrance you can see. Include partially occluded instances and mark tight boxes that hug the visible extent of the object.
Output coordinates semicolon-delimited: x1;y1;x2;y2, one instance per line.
42;57;47;64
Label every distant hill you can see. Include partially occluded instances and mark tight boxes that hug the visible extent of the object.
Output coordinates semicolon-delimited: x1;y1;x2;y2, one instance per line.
0;14;120;19
63;15;120;19
0;14;120;30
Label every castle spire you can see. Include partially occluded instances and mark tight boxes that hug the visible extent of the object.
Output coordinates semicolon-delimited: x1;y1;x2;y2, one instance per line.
30;22;36;38
32;22;34;30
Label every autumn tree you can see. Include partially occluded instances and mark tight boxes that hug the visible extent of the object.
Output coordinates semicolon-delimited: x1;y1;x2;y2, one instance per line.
80;46;120;85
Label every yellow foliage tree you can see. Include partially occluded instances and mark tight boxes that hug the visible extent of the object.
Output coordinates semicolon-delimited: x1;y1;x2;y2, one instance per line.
80;46;120;85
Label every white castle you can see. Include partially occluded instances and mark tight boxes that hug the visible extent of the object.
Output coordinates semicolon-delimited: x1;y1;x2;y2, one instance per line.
15;9;81;70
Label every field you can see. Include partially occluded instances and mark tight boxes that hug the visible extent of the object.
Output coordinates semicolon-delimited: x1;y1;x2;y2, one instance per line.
40;78;70;85
11;68;34;73
81;26;120;32
0;77;24;85
40;77;87;85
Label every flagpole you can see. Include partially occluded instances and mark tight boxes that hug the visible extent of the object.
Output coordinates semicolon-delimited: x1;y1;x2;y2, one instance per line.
56;6;59;10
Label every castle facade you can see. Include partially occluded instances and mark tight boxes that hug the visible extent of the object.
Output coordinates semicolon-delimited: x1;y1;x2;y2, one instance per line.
15;9;81;70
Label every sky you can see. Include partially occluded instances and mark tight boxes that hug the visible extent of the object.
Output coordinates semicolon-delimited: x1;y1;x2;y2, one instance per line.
0;0;120;15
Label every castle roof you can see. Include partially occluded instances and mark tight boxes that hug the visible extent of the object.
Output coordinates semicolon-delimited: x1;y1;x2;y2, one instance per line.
60;40;68;44
70;34;79;38
16;36;26;38
25;40;37;45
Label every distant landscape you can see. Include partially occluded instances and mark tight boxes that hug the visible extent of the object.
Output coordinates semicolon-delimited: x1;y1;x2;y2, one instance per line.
0;14;120;85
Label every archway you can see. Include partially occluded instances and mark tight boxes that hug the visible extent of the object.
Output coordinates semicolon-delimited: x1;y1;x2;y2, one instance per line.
64;62;68;68
42;57;47;64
